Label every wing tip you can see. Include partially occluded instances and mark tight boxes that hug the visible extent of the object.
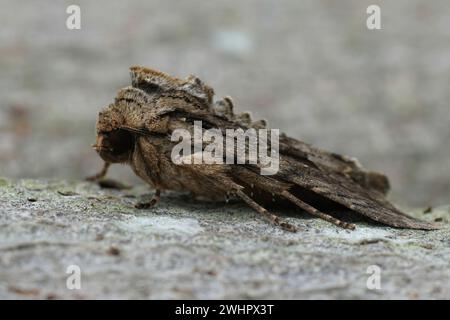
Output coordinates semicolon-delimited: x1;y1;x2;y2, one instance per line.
389;218;442;230
409;221;442;230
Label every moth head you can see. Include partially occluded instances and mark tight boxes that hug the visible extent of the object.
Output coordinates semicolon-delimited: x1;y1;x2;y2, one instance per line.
93;105;134;163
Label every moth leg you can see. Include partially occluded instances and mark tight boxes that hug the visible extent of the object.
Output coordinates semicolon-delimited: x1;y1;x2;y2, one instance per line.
86;162;111;181
281;190;356;230
235;189;298;233
135;189;161;209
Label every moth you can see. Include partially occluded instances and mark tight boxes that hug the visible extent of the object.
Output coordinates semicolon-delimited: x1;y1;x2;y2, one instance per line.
88;66;438;232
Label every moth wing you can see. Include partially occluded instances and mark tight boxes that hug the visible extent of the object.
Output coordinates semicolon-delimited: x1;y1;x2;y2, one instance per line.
277;163;438;230
171;101;387;197
279;135;390;195
159;105;397;216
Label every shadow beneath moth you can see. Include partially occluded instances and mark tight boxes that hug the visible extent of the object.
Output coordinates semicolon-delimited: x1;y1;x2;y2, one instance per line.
88;66;439;232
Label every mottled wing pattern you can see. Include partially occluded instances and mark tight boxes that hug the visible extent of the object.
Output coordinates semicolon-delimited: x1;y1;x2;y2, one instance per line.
124;66;438;230
277;163;438;229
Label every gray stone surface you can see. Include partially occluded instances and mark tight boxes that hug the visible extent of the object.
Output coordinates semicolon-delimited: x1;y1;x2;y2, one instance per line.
0;178;448;299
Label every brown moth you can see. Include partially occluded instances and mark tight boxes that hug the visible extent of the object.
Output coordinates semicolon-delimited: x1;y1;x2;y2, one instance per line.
88;66;439;232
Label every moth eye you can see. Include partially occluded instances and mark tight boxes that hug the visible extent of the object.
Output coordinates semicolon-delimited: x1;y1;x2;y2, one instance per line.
107;129;134;156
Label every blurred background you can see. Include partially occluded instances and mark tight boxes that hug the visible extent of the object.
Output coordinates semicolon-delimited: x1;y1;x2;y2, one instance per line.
0;0;449;207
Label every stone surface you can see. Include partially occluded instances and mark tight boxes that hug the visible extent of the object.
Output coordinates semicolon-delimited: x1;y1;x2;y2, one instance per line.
0;178;448;299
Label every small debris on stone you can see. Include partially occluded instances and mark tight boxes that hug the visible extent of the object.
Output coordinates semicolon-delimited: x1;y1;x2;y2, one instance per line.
57;190;78;196
107;246;120;256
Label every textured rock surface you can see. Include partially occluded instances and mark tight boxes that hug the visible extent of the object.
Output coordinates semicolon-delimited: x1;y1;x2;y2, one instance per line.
0;178;448;299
